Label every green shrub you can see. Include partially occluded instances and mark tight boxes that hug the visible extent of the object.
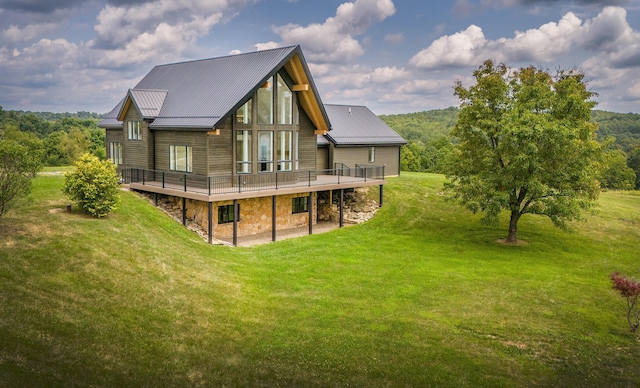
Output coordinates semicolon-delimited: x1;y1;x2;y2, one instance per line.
63;153;120;217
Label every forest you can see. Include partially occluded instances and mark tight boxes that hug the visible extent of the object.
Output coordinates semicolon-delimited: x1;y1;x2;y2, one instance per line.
380;108;640;190
1;105;639;189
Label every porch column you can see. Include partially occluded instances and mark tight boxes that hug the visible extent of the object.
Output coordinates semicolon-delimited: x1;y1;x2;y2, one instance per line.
379;184;384;207
233;199;238;246
308;193;313;235
339;189;344;228
272;195;277;242
208;202;213;244
182;197;186;226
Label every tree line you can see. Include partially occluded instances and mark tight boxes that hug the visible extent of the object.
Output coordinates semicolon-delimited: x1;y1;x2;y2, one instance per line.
0;106;105;166
381;107;640;190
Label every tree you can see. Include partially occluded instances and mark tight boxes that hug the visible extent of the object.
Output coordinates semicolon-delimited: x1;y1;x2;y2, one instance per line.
445;60;602;243
610;272;640;333
600;150;636;190
63;153;120;217
627;147;640;189
0;140;43;217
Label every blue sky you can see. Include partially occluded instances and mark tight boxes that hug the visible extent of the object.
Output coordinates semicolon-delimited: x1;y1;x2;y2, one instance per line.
1;0;640;115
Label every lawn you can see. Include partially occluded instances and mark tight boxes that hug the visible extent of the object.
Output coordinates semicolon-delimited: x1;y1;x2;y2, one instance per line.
0;171;639;386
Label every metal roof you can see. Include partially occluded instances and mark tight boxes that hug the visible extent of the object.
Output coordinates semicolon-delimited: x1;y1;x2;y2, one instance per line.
100;45;330;131
321;104;407;146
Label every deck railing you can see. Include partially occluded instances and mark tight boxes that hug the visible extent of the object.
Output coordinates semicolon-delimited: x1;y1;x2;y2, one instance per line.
124;165;385;196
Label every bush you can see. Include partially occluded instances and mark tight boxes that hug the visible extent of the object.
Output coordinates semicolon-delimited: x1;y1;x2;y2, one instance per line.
0;139;43;217
609;272;640;333
63;153;120;217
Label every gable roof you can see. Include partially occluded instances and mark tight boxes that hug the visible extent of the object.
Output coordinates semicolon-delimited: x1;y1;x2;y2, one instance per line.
99;45;330;133
321;104;406;147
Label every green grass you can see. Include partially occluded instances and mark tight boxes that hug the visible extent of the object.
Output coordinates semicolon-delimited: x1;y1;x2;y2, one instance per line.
1;171;639;386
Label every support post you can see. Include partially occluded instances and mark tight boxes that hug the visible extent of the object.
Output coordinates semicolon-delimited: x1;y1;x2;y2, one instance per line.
182;197;186;226
233;199;238;246
339;189;344;228
379;184;384;207
208;202;213;244
308;193;313;235
272;195;277;242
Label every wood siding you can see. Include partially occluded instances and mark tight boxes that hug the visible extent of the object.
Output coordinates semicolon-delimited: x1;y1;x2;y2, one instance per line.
298;108;317;171
155;131;208;175
123;108;152;170
208;118;233;176
316;147;328;171
332;146;401;176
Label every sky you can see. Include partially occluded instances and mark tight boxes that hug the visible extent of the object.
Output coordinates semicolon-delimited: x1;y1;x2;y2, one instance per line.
2;0;640;115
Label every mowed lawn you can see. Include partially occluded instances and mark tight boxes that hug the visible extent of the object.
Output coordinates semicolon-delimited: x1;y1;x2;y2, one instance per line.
1;172;639;386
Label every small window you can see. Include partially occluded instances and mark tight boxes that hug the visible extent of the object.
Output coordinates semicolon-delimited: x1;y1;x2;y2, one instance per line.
369;147;375;163
127;121;142;140
292;196;308;214
218;204;238;224
170;145;193;172
109;142;122;165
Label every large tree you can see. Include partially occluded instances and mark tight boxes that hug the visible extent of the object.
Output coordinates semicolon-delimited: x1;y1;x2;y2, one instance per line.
445;60;602;243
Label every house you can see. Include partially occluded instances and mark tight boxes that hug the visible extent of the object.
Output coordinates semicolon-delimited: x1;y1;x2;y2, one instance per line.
318;104;406;176
99;45;393;245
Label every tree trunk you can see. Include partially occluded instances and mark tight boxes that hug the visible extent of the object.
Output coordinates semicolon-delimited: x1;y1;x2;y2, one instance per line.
506;210;520;243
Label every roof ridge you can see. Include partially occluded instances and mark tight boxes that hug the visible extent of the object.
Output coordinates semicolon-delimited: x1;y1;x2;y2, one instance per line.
153;45;299;68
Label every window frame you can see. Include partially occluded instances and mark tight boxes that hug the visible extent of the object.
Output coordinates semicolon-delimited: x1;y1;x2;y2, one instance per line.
169;145;193;173
292;196;309;214
127;121;142;140
368;146;375;163
236;130;252;174
277;130;293;171
218;204;239;224
109;142;122;165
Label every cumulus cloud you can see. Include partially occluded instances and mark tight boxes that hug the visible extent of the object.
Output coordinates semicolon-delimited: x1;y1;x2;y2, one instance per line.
1;22;58;43
452;0;631;17
255;0;395;64
384;33;404;44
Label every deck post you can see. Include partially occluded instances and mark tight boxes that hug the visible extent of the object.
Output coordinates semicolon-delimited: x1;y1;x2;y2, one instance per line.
339;189;344;228
182;197;186;226
233;199;238;246
184;174;187;192
272;195;277;242
162;172;165;188
379;184;384;207
308;193;313;235
208;202;213;244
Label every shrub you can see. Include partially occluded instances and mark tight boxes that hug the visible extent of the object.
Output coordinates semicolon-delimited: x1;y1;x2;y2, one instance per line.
63;153;120;217
0;139;43;217
609;272;640;333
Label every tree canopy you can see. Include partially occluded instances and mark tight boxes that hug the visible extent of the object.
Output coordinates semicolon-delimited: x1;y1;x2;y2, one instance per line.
445;60;603;243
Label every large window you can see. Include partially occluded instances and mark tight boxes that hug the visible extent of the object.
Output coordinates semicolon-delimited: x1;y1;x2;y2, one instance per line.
277;131;292;171
257;77;273;125
109;142;122;165
236;99;252;124
170;145;192;172
127;121;142;140
218;204;239;224
292;196;308;214
258;131;273;173
236;130;252;173
277;74;292;125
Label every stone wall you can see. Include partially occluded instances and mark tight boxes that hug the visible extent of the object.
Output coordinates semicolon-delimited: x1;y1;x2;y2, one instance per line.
316;187;379;224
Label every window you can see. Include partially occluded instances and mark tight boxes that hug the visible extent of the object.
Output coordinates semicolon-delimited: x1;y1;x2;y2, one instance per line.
170;145;192;172
277;131;292;171
109;142;122;165
292;196;308;214
257;77;273;125
236;130;252;174
236;99;252;124
369;147;375;163
127;121;142;140
277;74;292;125
258;131;273;173
218;204;238;224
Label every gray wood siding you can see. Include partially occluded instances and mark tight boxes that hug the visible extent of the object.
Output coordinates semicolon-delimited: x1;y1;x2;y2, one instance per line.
332;146;401;176
316;147;328;171
298;109;316;171
208;118;233;176
123;108;151;169
155;131;208;175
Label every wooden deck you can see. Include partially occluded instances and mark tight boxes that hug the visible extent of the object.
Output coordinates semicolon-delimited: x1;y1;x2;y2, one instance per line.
129;174;385;202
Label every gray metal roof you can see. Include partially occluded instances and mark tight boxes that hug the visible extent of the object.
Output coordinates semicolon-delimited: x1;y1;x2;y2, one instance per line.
99;45;329;131
322;104;406;146
100;98;125;128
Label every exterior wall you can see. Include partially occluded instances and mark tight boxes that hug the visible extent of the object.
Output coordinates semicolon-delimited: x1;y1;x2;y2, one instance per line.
106;128;124;171
332;145;401;176
298;109;317;171
316;147;329;171
154;131;208;175
166;192;317;240
208;118;233;176
123;107;153;170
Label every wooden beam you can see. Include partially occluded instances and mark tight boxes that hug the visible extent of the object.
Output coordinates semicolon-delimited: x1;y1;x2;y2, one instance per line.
314;129;328;135
207;129;220;136
293;84;309;92
117;96;132;121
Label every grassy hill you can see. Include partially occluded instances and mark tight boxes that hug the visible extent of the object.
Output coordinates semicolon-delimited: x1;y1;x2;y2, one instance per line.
1;172;639;386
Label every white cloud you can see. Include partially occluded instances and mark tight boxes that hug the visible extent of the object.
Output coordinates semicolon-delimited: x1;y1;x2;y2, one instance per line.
256;0;396;64
384;33;404;44
409;25;486;69
1;23;58;43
